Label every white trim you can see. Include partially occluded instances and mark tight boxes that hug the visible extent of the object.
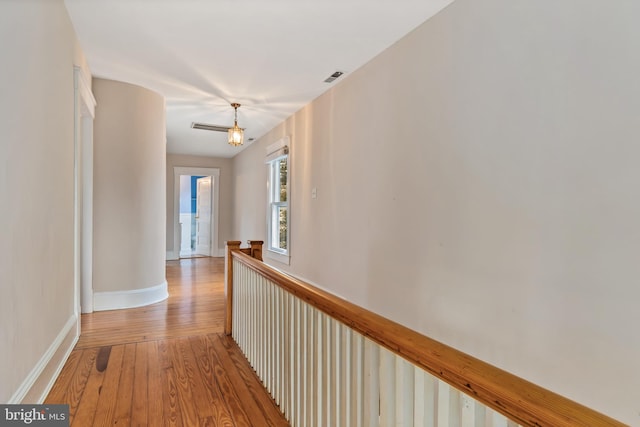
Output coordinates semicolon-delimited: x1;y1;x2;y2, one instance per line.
9;315;79;404
266;137;291;261
74;66;96;119
74;66;96;315
266;135;289;156
173;167;221;258
80;114;94;314
264;249;291;265
166;250;179;261
93;280;169;311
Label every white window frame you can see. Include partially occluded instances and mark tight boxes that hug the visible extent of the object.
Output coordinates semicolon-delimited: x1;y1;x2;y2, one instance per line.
265;137;290;265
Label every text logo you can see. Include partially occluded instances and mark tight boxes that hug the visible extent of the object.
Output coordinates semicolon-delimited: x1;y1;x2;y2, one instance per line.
0;405;68;426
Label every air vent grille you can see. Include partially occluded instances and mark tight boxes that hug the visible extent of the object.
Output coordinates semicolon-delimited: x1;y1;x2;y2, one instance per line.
324;71;344;83
191;122;231;132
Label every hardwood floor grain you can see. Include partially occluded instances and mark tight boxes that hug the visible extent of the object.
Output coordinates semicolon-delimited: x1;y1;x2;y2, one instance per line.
45;257;289;427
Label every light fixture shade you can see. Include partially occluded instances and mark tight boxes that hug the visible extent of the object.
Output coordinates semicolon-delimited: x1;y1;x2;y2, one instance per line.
228;102;244;146
228;125;244;146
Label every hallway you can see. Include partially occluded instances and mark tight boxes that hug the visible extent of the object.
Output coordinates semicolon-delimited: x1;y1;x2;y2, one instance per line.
45;257;289;426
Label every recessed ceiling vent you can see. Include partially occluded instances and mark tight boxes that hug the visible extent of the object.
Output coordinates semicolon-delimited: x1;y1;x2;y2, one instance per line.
191;122;244;132
324;71;344;83
191;122;230;132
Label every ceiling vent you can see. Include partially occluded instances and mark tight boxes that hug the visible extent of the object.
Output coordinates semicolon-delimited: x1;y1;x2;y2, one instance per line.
191;122;244;132
324;71;344;83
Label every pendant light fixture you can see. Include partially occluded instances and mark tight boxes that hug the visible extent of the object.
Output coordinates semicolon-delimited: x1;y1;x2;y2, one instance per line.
228;102;244;146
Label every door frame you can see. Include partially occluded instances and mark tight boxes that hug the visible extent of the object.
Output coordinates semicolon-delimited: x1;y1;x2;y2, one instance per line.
74;66;96;316
172;167;221;259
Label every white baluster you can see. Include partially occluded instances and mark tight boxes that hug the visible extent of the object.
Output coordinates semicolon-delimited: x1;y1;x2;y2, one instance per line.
263;279;269;391
246;268;253;364
315;307;323;427
254;272;260;370
340;326;351;427
396;357;415;426
273;283;278;400
474;402;487;427
285;288;292;415
460;394;475;427
330;319;340;427
295;297;304;427
363;338;380;427
306;303;316;427
350;331;364;427
320;314;333;426
279;286;288;416
414;369;437;427
488;409;508;427
262;277;268;382
437;381;450;427
449;386;462;427
379;348;396;427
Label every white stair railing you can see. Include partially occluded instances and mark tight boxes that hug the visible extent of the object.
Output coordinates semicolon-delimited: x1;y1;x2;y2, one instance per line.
225;242;625;427
232;258;518;427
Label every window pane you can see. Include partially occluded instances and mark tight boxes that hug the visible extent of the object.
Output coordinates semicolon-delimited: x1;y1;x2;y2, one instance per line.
278;158;287;202
272;162;280;201
278;206;287;250
271;204;280;249
270;204;287;251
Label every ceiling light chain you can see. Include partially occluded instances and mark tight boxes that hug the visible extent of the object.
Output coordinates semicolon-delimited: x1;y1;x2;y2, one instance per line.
228;102;244;146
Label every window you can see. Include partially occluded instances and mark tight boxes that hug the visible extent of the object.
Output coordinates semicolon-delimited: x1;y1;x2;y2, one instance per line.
266;139;290;263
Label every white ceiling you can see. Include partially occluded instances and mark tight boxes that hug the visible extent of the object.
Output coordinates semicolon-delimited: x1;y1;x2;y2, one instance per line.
64;0;453;158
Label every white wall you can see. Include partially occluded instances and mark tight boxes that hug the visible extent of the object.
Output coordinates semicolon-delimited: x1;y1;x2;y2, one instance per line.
0;0;89;403
232;0;640;424
92;78;167;307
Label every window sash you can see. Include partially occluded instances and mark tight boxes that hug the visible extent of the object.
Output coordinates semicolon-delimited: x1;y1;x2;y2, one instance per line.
267;155;289;255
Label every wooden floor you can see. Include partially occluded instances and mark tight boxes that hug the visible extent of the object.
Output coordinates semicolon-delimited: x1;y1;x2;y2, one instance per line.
45;257;289;427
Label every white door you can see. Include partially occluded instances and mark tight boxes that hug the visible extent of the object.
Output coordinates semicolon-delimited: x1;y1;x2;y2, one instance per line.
195;176;212;255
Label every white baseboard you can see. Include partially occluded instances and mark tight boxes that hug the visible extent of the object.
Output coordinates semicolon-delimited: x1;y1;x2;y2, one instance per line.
169;249;224;260
9;314;79;404
94;280;168;311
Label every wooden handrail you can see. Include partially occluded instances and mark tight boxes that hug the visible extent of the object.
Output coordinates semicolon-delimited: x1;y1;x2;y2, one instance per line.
229;249;626;427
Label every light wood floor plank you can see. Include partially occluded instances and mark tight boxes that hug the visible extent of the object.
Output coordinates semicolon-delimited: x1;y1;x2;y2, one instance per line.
158;337;184;427
169;338;199;426
205;341;253;427
147;340;166;427
212;333;290;427
45;257;289;426
71;347;109;426
113;343;136;425
92;344;125;426
188;335;237;426
131;341;149;427
175;337;218;423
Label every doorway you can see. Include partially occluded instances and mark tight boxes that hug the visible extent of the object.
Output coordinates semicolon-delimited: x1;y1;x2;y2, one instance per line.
172;167;221;259
179;175;211;258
